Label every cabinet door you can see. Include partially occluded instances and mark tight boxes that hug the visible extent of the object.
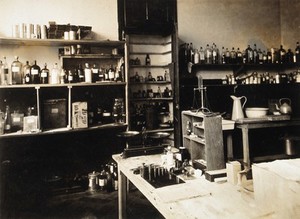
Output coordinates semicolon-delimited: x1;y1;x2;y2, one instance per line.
147;0;169;24
124;0;147;28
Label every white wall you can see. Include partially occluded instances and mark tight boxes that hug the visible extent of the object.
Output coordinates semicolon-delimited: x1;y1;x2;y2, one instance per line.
0;0;118;68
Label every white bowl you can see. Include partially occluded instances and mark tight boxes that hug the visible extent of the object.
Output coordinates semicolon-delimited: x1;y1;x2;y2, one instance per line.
245;107;269;118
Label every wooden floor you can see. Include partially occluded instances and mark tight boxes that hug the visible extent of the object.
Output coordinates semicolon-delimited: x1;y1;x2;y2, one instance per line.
1;188;164;219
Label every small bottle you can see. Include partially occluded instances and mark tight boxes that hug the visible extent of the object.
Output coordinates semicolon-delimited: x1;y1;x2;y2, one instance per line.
105;164;113;193
193;48;199;64
50;63;60;84
199;47;205;64
40;63;49;84
60;68;66;84
77;64;85;82
236;48;243;64
279;45;286;64
220;47;226;64
67;70;73;83
30;60;41;84
4;105;11;133
98;67;104;82
295;42;300;63
147;72;153;81
3;57;10;85
204;44;212;64
99;166;107;191
91;63;99;83
145;54;151;65
84;63;92;83
0;61;4;85
23;61;31;84
11;56;22;84
257;49;263;64
245;45;253;63
108;65;115;81
230;47;236;64
253;44;258;64
164;70;170;81
212;43;219;64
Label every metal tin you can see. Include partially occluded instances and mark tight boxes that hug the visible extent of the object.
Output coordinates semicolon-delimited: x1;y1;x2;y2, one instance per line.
88;171;100;192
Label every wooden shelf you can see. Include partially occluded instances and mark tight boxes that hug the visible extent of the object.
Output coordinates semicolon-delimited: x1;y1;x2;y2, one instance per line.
129;64;170;68
130;81;171;85
130;97;173;102
0;123;127;139
129;51;172;55
0;82;126;89
60;54;123;59
0;37;124;47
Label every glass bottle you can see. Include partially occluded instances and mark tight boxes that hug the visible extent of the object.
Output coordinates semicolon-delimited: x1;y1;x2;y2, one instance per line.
23;61;31;84
60;68;66;84
279;45;286;64
105;164;113;192
77;64;85;83
267;49;272;63
67;70;73;83
145;54;151;65
0;61;4;85
295;42;300;63
257;49;263;64
245;45;253;63
221;46;226;64
253;44;258;64
147;71;153;81
99;166;107;191
40;63;49;84
199;47;205;64
50;63;60;84
91;63;99;83
98;67;104;82
230;47;236;64
73;67;79;83
212;43;219;64
4;105;11;133
164;70;170;81
3;57;10;85
30;60;40;84
236;48;243;64
225;48;230;64
193;48;199;64
84;63;92;83
108;65;115;81
112;163;118;191
11;56;22;84
204;44;212;64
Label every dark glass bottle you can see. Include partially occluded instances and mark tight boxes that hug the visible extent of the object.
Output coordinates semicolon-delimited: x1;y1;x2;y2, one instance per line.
245;45;253;63
253;44;258;64
98;67;104;82
279;45;286;64
73;67;79;83
23;61;31;84
236;48;243;64
295;42;300;63
145;54;151;65
105;164;113;192
99;166;107;191
230;47;236;64
91;63;99;83
40;63;49;84
4;105;11;133
77;64;85;82
30;60;41;84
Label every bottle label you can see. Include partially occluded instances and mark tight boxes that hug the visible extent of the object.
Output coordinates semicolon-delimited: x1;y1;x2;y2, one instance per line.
31;69;39;75
41;72;47;77
4;68;8;74
12;66;20;72
99;179;105;187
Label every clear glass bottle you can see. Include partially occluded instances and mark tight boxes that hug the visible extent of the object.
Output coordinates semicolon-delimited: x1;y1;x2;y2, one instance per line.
3;57;10;85
50;63;60;84
30;60;40;84
23;61;31;84
193;48;199;64
212;43;219;64
204;44;212;64
40;63;49;84
84;63;92;83
199;46;205;64
67;70;73;83
11;56;22;84
60;68;66;84
164;70;170;81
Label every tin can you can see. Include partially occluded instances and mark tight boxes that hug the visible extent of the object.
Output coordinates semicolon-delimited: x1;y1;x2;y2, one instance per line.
88;171;100;192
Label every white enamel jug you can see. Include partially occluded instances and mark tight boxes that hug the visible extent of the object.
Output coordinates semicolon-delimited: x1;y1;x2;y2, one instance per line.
231;95;247;120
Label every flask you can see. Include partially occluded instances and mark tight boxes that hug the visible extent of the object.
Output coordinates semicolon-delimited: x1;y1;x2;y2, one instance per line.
23;61;31;84
295;42;300;63
40;63;49;84
30;60;40;84
4;105;11;133
91;63;99;83
3;57;11;85
84;63;92;83
77;64;85;82
50;63;60;84
11;56;22;84
145;54;151;65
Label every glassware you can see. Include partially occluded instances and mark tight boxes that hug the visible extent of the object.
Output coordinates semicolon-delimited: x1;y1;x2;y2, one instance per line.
11;56;22;84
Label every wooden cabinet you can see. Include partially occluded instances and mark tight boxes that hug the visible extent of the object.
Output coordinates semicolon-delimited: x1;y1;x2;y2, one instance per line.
119;0;176;35
181;110;225;171
126;34;175;142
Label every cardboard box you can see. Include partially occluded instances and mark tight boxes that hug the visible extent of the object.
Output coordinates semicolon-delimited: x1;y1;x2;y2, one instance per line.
43;99;67;130
72;102;88;129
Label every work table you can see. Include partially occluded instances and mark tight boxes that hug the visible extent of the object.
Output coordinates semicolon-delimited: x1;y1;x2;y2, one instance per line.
112;153;275;219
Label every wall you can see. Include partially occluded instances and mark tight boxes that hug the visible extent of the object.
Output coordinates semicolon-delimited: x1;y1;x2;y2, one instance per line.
0;0;118;68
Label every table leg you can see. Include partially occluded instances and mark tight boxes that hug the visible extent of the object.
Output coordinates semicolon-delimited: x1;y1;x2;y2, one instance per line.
226;132;233;160
241;127;250;170
118;169;127;219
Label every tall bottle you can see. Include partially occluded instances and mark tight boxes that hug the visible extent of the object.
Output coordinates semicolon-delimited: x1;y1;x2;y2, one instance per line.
295;42;300;63
40;63;49;84
145;54;151;65
236;48;243;64
225;48;230;64
204;44;212;64
3;57;10;85
30;60;41;84
11;56;23;84
221;47;226;64
84;63;92;83
253;44;258;64
23;61;31;84
77;64;85;82
193;48;199;64
212;43;219;64
91;63;99;83
279;45;286;64
50;63;60;84
199;47;205;64
245;45;253;63
230;47;236;64
0;61;4;85
4;105;11;133
108;65;115;81
60;68;66;84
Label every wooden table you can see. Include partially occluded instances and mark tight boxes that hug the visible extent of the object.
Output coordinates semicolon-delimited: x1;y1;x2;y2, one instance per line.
112;153;277;219
235;119;300;170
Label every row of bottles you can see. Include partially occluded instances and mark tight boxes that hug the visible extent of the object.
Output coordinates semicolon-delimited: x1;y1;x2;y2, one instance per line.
0;56;125;85
131;86;172;99
223;70;300;85
88;161;118;193
130;70;170;83
181;42;300;65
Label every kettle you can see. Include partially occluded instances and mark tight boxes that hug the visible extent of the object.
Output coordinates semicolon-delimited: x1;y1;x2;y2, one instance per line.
231;95;247;120
276;98;292;115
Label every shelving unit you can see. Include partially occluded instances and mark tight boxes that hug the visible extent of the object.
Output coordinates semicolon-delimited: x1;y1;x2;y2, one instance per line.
126;34;174;139
181;110;225;171
0;37;128;138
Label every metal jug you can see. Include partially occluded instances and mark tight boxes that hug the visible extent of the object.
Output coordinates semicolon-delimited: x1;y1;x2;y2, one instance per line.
231;95;247;120
276;98;292;115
